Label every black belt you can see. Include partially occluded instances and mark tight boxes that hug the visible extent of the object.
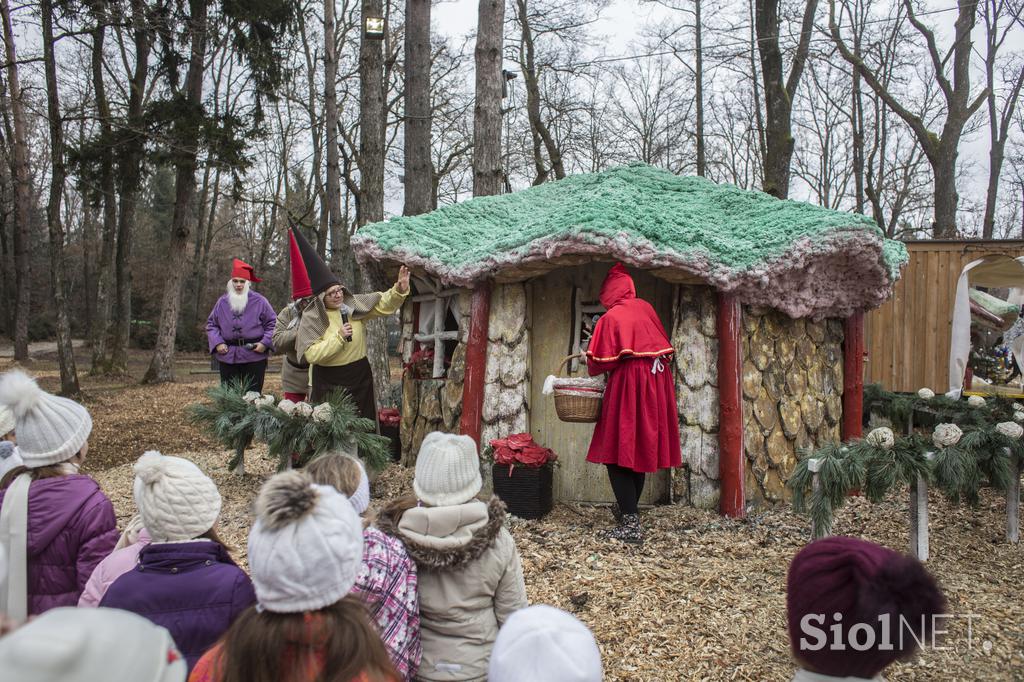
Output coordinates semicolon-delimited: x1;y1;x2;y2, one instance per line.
230;336;265;347
286;357;309;370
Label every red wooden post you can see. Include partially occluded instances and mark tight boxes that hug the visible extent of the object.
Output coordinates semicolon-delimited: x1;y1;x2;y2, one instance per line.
717;292;745;518
842;312;865;441
459;280;493;447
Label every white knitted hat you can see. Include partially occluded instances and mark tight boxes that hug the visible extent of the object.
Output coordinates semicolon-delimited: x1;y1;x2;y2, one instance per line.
0;607;187;682
248;471;364;613
0;404;13;436
132;451;222;543
348;457;370;515
413;432;482;506
0;370;91;468
488;605;603;682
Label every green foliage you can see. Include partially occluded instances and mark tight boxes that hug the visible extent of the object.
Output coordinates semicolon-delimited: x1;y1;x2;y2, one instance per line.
790;443;864;536
864;384;1015;431
190;383;391;474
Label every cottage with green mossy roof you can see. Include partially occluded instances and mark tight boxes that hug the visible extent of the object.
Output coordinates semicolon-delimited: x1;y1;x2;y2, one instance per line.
354;164;908;515
353;163;907;320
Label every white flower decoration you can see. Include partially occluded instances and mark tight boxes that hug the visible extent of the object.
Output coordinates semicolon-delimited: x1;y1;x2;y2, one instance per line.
967;395;986;407
277;399;297;416
932;423;963;448
865;427;895;450
996;422;1024;440
917;388;935;400
243;391;261;404
255;394;275;407
294;402;314;418
312;403;333;424
1015;410;1024;423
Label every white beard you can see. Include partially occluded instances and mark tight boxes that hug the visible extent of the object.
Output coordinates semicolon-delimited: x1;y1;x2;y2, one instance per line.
227;281;250;314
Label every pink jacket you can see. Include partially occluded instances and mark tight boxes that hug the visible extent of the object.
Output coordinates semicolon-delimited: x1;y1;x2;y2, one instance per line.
78;528;152;607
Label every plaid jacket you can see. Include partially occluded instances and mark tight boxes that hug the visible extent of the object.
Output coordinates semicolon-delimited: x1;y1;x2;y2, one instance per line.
354;527;422;680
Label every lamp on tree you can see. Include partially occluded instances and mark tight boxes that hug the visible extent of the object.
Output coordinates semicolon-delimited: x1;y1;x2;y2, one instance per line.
501;69;517;99
364;15;386;39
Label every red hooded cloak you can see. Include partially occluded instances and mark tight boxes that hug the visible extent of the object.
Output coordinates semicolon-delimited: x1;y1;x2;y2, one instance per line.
584;264;682;473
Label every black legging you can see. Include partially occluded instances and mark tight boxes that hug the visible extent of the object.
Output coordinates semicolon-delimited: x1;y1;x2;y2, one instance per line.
606;464;646;515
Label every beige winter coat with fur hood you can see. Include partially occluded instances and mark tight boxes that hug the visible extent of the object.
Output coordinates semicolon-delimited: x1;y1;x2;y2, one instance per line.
378;496;527;682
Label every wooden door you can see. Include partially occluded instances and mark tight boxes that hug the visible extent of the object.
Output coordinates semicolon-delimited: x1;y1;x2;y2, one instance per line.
529;263;674;504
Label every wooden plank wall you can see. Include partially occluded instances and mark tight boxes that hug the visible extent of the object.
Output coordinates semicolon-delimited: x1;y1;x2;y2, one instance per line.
864;240;1024;393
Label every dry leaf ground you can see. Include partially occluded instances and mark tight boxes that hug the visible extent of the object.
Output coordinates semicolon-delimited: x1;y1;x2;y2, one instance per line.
3;349;1022;681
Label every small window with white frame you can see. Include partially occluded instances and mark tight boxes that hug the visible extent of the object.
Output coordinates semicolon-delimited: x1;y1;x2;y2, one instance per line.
408;278;461;379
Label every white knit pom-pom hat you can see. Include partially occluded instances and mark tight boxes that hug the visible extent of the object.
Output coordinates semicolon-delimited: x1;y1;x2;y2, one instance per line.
247;471;364;613
488;605;603;682
132;451;222;543
413;432;482;507
0;370;91;467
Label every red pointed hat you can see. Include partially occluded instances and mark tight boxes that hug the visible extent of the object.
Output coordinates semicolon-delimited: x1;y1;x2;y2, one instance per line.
231;258;261;283
288;229;313;300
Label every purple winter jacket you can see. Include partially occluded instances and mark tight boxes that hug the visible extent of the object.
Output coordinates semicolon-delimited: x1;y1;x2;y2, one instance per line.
99;541;256;671
0;474;118;615
206;291;277;365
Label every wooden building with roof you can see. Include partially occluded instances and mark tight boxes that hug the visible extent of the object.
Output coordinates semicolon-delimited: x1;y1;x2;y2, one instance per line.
353;164;907;513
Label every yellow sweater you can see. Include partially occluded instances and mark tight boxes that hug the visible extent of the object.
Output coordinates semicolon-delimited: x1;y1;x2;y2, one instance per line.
303;285;408;367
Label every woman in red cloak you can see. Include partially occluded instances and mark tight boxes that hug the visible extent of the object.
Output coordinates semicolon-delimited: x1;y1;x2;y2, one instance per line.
585;263;681;544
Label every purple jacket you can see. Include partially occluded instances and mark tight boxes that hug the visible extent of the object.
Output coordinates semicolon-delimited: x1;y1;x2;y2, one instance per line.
0;474;118;615
206;291;277;365
99;541;256;671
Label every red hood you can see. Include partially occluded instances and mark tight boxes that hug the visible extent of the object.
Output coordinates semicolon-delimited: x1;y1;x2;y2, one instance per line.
599;263;636;309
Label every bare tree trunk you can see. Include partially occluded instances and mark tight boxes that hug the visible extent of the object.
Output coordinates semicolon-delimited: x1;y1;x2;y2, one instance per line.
143;0;207;384
111;0;152;373
403;0;433;214
41;0;81;396
515;0;564;184
474;0;505;197
0;0;30;361
360;0;390;411
90;2;118;374
325;0;351;281
694;0;705;177
756;0;818;199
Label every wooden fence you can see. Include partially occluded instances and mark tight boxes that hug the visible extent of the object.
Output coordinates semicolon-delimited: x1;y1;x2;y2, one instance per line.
864;240;1024;393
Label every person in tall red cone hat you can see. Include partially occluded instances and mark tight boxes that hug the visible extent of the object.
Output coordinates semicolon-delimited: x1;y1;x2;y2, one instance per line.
584;263;681;545
292;227;410;425
272;230;316;403
206;259;277;395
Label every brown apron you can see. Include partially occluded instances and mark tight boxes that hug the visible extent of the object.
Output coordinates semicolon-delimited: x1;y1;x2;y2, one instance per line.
311;357;378;429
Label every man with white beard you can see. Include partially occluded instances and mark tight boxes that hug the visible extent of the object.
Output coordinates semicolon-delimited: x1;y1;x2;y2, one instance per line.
205;258;277;394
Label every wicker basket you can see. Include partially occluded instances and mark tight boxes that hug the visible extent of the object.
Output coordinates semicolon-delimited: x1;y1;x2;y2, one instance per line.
492;463;553;520
552;355;604;423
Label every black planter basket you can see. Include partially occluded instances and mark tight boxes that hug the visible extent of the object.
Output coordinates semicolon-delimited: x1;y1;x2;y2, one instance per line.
491;463;554;520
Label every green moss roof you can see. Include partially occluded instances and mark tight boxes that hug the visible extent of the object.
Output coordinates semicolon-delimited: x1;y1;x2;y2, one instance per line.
353;163;908;318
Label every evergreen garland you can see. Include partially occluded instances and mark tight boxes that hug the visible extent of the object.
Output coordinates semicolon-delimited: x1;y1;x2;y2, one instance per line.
863;384;1015;430
190;384;392;473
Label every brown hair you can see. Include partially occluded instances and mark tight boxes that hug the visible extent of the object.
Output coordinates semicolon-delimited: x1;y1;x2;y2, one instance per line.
216;595;397;682
0;463;74;489
305;454;362;498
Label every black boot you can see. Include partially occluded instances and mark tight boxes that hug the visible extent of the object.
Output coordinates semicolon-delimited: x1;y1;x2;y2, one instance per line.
599;513;643;545
611;504;623;525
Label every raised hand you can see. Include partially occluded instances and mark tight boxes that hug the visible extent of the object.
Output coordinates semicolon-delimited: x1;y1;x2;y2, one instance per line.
397;265;411;294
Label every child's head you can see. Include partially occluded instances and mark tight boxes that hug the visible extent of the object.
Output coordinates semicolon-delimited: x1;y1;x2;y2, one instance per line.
413;432;482;506
787;536;946;679
306;453;370;515
488;605;603;682
0;606;186;681
132;451;222;543
225;471;393;682
0;370;91;470
0;404;14;442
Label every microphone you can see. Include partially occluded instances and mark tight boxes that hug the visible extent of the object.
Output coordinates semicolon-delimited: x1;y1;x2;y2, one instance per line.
340;304;353;342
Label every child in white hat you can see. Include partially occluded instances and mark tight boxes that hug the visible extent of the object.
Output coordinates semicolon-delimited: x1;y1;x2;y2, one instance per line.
377;432;528;682
0;370;117;621
99;451;254;672
307;453;422;680
0;606;187;682
189;470;399;682
0;404;21;482
488;605;603;682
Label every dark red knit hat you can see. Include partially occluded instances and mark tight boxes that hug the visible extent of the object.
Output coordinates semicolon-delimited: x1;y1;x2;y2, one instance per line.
786;537;946;679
